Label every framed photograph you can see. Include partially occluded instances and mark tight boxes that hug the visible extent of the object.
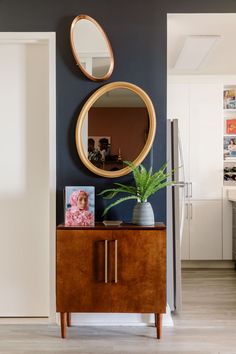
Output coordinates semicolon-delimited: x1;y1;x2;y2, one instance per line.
64;186;95;226
88;136;111;150
223;89;236;109
226;119;236;134
224;136;236;160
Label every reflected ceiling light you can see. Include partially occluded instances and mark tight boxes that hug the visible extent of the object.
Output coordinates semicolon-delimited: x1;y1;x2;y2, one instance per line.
174;35;221;70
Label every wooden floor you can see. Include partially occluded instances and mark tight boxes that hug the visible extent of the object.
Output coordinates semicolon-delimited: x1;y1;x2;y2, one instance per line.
0;269;236;353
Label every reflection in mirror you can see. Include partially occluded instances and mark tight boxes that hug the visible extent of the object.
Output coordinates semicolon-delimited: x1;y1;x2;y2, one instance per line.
70;15;114;81
82;88;149;171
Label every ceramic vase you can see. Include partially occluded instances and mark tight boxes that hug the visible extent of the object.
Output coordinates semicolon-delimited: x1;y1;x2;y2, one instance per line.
132;202;155;226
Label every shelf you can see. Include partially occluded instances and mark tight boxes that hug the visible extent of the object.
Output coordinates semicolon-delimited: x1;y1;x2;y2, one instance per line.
223;109;236;112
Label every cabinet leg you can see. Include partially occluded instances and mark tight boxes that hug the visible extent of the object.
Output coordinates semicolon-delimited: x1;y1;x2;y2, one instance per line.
155;313;162;339
67;312;71;327
60;312;67;338
154;313;157;327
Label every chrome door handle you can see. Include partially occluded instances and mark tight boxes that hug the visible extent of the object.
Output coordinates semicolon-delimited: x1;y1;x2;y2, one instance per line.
189;182;193;198
190;203;193;219
185;182;189;198
104;240;108;283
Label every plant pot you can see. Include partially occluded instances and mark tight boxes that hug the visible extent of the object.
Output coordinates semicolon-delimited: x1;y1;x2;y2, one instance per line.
132;202;155;226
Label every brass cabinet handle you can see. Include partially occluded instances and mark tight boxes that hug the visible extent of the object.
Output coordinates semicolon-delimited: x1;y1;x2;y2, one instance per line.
114;240;118;283
104;240;108;283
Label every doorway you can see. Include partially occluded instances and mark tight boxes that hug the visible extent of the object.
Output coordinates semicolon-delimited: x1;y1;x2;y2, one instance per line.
0;33;56;318
167;13;236;311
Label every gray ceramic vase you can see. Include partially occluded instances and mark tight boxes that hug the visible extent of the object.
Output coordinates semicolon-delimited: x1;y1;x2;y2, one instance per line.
132;202;155;226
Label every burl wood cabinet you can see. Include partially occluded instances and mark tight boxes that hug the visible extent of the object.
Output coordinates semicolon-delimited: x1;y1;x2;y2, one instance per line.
56;223;166;339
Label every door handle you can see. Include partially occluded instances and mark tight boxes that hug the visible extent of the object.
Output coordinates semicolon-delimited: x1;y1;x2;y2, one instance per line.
185;182;189;198
104;240;108;283
190;203;193;219
189;182;193;198
114;240;118;283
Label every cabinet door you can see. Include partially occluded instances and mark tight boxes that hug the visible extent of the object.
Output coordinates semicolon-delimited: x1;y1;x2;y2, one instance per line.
111;230;166;313
56;229;112;312
189;200;222;260
189;84;223;199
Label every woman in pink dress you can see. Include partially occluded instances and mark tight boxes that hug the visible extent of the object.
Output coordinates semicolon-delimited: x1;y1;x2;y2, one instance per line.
65;189;94;226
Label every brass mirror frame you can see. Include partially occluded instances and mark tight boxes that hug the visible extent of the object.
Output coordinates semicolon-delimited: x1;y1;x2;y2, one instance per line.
70;14;114;82
75;81;156;178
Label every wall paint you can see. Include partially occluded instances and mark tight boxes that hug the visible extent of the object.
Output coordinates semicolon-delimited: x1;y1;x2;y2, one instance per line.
0;0;236;224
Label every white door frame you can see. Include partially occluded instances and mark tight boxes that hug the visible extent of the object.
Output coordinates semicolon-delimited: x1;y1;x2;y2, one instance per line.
0;32;56;322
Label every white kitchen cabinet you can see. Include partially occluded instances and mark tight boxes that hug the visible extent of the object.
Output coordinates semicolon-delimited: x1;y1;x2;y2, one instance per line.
189;200;222;260
189;84;223;200
168;78;224;260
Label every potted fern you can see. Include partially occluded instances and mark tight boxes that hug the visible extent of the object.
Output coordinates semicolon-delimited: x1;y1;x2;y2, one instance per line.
98;161;174;226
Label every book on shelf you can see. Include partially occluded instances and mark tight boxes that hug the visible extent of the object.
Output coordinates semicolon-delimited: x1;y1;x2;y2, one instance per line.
223;89;236;109
226;119;236;134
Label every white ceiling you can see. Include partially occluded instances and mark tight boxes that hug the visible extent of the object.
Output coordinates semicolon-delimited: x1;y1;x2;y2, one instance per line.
168;14;236;75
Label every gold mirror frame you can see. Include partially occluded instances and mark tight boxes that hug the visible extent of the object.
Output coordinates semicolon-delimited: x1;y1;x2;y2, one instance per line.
75;82;156;178
70;14;114;82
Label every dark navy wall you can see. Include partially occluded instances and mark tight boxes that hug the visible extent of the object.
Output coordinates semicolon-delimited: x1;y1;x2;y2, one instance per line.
0;0;236;224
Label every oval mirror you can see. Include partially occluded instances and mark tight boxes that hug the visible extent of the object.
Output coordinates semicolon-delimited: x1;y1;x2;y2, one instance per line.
75;82;156;178
70;14;114;81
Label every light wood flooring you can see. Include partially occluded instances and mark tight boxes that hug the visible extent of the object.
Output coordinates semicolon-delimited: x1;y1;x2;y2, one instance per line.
0;269;236;353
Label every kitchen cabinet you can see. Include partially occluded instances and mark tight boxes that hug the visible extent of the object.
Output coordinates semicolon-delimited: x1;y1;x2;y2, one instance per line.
168;79;223;260
56;224;166;339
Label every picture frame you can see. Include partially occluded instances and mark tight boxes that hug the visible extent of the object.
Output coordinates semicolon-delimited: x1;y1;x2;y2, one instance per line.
223;89;236;109
224;136;236;160
88;136;111;151
64;186;95;226
226;119;236;134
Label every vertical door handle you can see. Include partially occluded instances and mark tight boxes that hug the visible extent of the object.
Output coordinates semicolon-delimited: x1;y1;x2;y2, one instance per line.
185;182;189;198
190;203;193;219
189;182;193;198
104;240;108;283
114;240;118;283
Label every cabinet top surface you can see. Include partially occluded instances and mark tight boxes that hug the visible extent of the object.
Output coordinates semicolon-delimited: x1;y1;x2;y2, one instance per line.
57;222;166;230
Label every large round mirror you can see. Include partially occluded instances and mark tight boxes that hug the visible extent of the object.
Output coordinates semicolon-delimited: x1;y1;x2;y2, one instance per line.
75;82;156;178
70;14;114;81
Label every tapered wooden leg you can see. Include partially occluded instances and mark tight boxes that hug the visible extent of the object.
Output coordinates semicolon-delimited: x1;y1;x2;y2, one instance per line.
155;313;162;339
67;312;71;327
60;312;67;338
154;313;157;327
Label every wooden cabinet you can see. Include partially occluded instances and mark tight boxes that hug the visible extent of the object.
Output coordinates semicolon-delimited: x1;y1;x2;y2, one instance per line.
56;224;166;339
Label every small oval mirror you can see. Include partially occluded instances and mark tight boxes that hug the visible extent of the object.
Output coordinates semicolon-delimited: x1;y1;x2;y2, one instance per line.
70;14;114;81
75;82;156;178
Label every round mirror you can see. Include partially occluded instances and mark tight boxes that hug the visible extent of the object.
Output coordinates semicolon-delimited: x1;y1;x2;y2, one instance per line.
75;82;156;178
70;14;114;81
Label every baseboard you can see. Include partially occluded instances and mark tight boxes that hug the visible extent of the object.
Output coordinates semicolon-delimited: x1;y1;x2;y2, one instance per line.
0;318;49;324
55;305;173;327
182;260;235;269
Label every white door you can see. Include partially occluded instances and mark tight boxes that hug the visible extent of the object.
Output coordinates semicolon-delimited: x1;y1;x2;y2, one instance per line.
189;200;222;260
0;40;51;316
